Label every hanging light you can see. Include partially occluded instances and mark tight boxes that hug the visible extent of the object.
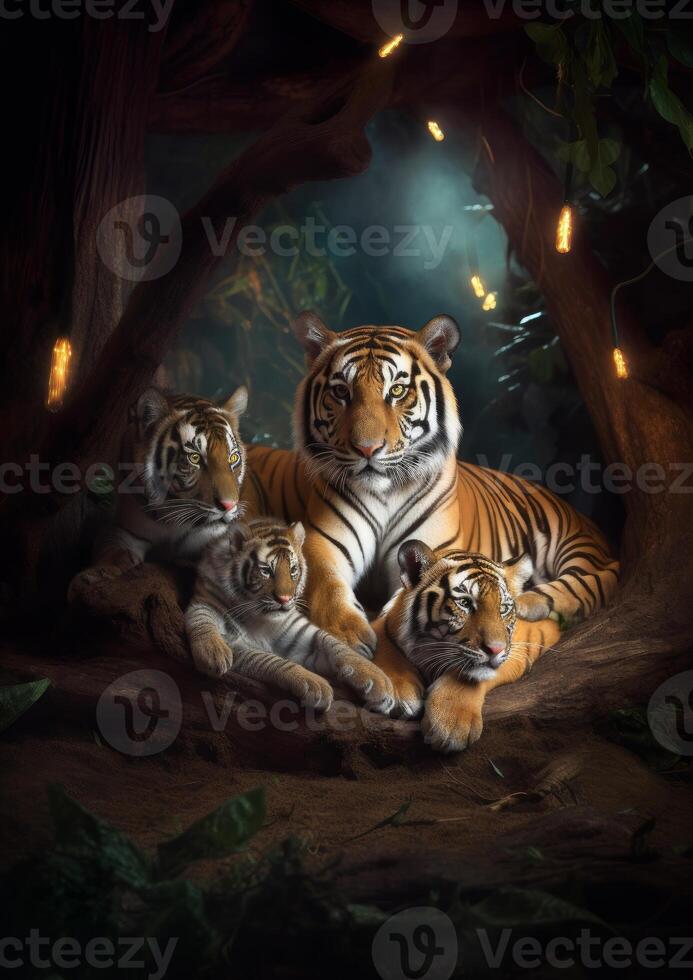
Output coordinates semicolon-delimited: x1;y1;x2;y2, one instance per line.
613;347;628;380
482;292;497;311
379;34;404;58
470;274;486;299
555;204;574;254
46;337;73;412
427;120;445;142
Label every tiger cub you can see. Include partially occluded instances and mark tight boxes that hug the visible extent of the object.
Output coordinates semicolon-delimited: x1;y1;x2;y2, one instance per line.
69;386;248;600
185;518;395;713
373;540;559;751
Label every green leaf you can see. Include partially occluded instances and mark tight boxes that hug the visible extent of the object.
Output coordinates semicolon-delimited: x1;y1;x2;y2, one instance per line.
585;21;618;88
666;26;693;69
470;887;610;930
525;22;568;68
572;59;599;164
0;679;50;734
157;786;266;876
528;346;554;384
588;138;621;197
47;784;151;887
650;56;693;154
346;802;412;841
557;138;592;172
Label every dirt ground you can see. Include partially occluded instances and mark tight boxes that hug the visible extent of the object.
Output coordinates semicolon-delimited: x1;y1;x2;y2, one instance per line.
2;635;692;915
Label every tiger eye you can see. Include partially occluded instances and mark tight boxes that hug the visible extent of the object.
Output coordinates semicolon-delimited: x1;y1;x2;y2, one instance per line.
228;451;240;466
332;384;349;400
188;452;201;465
389;384;407;398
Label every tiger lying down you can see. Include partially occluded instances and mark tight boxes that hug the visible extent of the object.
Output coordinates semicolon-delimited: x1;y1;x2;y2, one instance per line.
70;310;618;752
185;517;395;714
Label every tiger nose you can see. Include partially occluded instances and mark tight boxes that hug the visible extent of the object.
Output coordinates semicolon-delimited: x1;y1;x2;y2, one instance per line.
352;440;385;458
483;641;507;666
276;594;292;606
219;499;237;512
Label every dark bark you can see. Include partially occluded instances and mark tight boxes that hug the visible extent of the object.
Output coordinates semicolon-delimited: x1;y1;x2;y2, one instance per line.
443;105;693;607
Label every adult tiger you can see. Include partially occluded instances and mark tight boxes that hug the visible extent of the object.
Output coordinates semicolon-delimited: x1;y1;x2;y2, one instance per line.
242;311;619;713
69;386;248;600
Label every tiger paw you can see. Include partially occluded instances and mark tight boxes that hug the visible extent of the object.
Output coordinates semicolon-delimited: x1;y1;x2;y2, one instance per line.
191;635;234;678
515;591;552;621
299;674;334;712
67;564;122;604
421;678;484;752
335;655;395;714
390;669;425;719
313;600;377;659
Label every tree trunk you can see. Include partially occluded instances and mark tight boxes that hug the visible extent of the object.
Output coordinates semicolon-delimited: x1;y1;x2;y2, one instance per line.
447;105;693;586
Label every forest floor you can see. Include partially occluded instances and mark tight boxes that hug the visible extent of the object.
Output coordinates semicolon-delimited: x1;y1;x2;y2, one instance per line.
2;633;693;975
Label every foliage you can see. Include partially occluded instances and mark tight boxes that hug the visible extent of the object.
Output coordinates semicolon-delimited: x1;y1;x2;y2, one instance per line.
3;785;671;979
163;202;353;446
525;13;693;197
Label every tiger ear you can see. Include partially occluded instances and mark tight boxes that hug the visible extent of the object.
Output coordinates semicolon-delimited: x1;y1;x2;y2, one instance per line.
417;315;460;373
135;387;169;432
220;385;248;418
293;310;336;363
289;521;305;548
398;539;437;589
503;554;534;597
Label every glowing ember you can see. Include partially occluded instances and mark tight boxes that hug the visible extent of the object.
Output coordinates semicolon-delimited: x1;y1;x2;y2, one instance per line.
470;275;486;299
613;347;628;380
482;292;497;311
555;204;573;254
427;120;445;142
46;337;72;412
378;34;404;58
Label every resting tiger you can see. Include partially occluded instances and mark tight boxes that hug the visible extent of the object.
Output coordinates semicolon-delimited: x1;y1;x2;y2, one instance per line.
69;386;248;599
241;311;619;738
186;517;394;712
372;541;560;750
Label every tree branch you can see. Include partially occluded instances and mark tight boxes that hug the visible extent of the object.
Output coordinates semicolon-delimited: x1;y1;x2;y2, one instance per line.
45;55;395;480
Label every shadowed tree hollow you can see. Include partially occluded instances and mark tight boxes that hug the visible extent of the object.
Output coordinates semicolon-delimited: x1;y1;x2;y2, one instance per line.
1;0;691;741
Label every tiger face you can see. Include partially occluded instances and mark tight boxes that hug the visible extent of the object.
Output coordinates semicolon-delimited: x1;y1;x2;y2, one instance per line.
135;386;248;527
223;519;307;614
292;311;461;491
392;540;534;683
